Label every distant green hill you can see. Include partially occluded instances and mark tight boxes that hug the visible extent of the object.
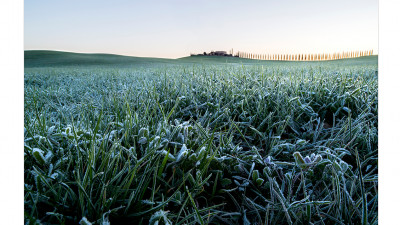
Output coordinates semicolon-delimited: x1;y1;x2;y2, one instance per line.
24;50;176;67
25;50;378;68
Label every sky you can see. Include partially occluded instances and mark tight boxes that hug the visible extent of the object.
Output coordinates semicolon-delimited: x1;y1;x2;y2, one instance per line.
24;0;378;59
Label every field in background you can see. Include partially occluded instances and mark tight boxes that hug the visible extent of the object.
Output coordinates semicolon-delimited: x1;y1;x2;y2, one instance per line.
25;50;378;67
24;51;378;224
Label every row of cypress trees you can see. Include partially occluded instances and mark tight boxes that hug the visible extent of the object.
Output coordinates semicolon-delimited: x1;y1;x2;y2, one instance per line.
237;50;374;61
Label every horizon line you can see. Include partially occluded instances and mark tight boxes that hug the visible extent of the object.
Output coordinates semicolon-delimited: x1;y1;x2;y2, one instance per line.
24;49;379;60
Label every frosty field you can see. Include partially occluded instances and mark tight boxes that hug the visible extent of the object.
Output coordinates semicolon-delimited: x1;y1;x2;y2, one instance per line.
24;51;378;224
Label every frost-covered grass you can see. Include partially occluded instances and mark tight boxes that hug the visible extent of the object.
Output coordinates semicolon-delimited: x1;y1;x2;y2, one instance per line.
24;58;378;224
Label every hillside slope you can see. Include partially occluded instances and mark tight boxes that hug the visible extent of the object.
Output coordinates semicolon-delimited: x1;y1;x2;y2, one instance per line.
24;50;176;67
25;50;378;68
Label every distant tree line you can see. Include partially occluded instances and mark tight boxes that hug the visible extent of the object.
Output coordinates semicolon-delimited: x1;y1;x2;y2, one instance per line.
237;50;374;61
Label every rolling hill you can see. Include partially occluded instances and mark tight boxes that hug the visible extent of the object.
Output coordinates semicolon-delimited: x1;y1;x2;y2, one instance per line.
24;50;378;68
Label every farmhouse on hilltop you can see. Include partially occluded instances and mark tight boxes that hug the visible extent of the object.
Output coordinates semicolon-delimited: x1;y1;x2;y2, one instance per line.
191;50;238;57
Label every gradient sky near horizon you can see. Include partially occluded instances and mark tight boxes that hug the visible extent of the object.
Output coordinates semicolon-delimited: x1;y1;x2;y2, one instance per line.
25;0;378;59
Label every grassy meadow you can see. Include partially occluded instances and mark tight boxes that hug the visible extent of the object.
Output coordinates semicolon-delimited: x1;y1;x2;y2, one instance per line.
24;51;378;224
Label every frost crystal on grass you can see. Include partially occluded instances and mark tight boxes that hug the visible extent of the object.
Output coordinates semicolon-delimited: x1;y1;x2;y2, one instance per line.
32;148;46;165
79;217;92;225
294;152;323;169
176;144;189;162
138;127;149;137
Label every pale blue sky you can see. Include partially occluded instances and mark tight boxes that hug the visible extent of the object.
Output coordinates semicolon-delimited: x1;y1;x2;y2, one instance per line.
25;0;378;58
